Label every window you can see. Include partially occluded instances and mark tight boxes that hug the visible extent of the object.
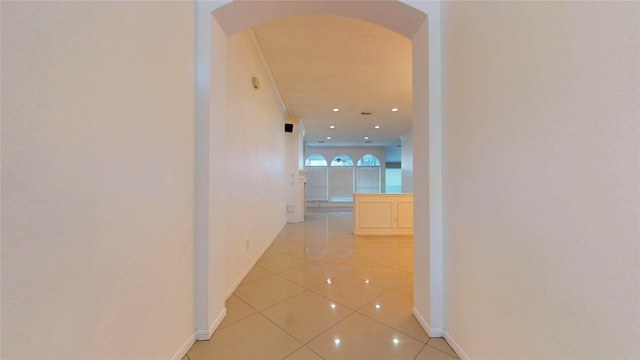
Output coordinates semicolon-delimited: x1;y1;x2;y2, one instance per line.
356;154;381;193
329;155;354;202
306;167;328;201
385;168;402;193
305;154;328;201
305;154;328;166
330;155;354;166
356;154;381;166
305;153;386;201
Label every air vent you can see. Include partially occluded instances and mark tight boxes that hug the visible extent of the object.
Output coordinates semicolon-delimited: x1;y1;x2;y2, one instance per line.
365;140;372;144
361;112;372;116
318;140;325;143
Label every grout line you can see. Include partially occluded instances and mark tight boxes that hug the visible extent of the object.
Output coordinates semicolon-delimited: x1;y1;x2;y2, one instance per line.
258;288;310;313
236;266;276;287
214;298;259;331
299;310;359;346
352;287;430;343
280;345;305;360
303;288;354;312
255;306;305;348
306;346;327;360
412;342;429;360
425;341;460;359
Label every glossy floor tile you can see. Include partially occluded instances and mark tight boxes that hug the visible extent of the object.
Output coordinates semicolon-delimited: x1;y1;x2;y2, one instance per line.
188;313;302;360
186;207;459;360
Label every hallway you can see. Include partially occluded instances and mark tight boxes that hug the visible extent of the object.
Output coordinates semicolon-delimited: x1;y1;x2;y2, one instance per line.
185;208;459;360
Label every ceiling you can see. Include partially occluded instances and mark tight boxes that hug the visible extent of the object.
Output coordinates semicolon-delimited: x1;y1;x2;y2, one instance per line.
251;15;412;148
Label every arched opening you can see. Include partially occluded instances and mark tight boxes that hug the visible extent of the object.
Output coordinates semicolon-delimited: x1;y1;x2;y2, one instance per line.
357;154;381;167
305;154;328;202
194;0;443;340
329;155;354;202
305;154;328;167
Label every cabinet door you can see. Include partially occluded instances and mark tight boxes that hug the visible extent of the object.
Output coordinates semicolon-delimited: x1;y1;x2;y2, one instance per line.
397;200;414;229
358;200;394;229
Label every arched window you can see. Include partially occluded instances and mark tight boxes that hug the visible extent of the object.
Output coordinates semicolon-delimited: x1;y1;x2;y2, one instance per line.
305;155;328;201
305;154;327;166
328;155;354;202
330;155;354;166
357;154;381;166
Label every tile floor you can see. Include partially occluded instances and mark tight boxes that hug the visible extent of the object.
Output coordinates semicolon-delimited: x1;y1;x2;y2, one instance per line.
185;207;459;360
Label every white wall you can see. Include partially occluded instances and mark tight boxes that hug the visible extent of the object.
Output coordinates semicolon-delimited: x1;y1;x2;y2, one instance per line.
442;2;640;358
1;2;195;359
285;117;305;222
223;30;288;297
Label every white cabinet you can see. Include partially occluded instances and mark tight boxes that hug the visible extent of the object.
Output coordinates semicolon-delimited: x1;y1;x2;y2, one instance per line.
353;193;413;235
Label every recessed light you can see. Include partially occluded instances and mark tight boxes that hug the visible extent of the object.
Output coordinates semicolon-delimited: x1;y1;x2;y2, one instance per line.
326;136;331;140
374;125;380;129
391;107;399;112
330;125;335;129
364;137;369;140
332;108;339;112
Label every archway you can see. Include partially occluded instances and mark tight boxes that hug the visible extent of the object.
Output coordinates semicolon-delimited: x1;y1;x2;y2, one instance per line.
193;0;443;340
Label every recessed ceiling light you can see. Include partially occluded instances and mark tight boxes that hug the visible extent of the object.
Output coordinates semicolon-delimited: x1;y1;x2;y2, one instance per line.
329;125;335;129
332;108;339;112
391;107;399;112
374;125;380;129
326;136;331;140
364;136;369;140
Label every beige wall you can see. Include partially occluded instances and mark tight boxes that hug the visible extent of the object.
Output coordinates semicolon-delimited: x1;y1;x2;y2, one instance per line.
223;30;288;297
442;1;640;358
1;2;195;359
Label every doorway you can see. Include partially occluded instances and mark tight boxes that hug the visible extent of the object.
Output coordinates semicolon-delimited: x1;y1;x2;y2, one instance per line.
194;0;444;340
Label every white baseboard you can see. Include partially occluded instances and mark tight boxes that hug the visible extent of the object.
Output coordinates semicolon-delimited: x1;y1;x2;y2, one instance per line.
224;224;285;299
195;306;227;341
225;267;249;300
170;332;196;360
444;330;471;360
412;307;444;338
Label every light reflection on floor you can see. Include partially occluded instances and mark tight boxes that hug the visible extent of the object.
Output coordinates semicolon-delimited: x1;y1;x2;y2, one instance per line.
186;206;459;360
